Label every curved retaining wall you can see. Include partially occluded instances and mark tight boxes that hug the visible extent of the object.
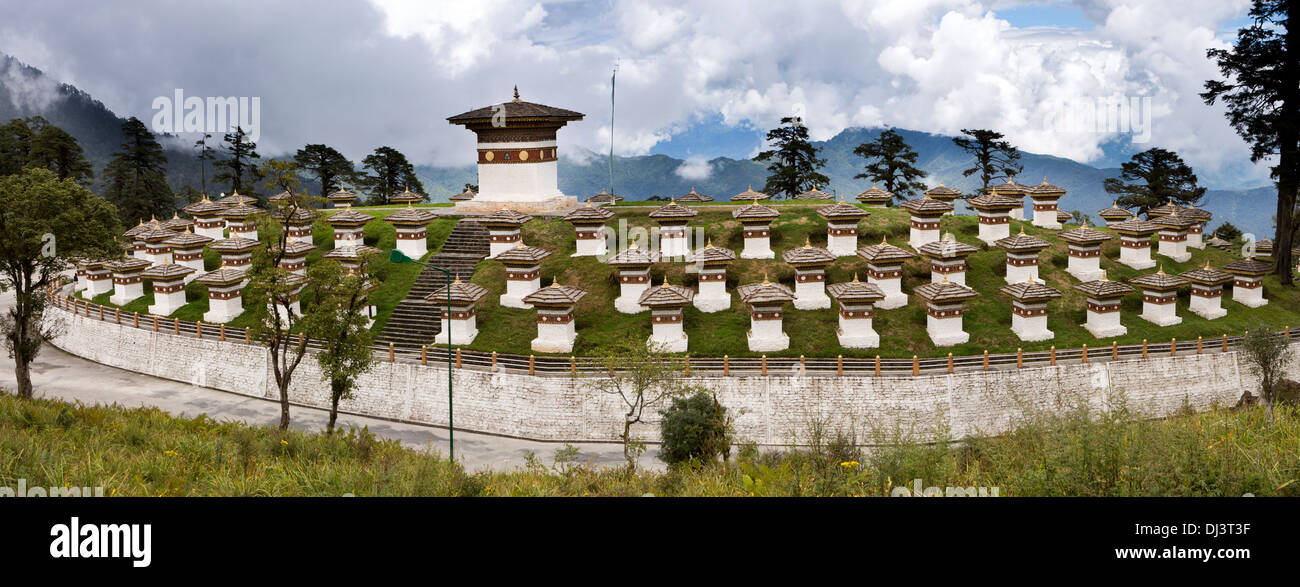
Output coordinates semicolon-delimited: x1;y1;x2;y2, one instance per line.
43;305;1284;443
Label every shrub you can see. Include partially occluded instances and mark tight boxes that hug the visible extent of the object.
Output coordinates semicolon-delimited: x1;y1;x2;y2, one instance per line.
658;392;731;465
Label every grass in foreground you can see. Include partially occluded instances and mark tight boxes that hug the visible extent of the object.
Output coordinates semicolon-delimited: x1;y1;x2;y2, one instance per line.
2;392;1296;496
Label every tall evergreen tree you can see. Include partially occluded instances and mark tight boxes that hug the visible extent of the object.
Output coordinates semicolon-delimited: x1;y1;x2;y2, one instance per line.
102;117;173;224
294;144;357;197
29;124;94;184
1203;0;1300;284
194;133;214;196
853;128;928;201
952;128;1023;194
1102;148;1207;216
358;146;424;205
754;117;829;199
0;117;48;177
213;125;261;196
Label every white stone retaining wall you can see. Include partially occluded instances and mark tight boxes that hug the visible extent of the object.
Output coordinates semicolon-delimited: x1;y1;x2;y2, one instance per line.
43;307;1280;444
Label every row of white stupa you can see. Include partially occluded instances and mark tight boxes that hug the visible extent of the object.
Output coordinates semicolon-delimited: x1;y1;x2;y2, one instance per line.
71;191;408;325
441;197;1267;354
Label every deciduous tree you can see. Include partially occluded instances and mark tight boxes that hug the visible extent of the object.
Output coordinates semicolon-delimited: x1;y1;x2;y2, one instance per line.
0;168;120;398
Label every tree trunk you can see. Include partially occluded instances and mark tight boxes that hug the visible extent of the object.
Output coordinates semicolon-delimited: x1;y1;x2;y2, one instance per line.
622;419;635;472
14;355;32;399
278;381;291;431
328;391;340;436
1280;13;1300;286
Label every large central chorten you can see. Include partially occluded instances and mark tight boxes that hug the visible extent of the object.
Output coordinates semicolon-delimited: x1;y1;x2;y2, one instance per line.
447;87;584;213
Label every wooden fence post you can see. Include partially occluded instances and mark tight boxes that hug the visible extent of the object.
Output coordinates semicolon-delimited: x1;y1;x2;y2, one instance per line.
421;345;427;366
98;305;103;320
761;355;767;376
529;354;535;376
456;348;463;369
491;351;497;369
1142;339;1148;359
244;329;250;344
1050;345;1056;366
684;356;690;377
174;318;180;335
219;324;226;342
875;355;881;377
1016;348;1023;369
982;350;989;370
1171;337;1177;357
799;354;805;375
912;355;919;376
388;342;395;362
570;355;576;375
133;312;139;328
1082;343;1089;363
196;321;202;338
115;309;120;325
1112;340;1118;360
947;353;953;374
836;355;843;376
1222;334;1228;351
152;316;158;332
1197;336;1203;354
723;354;729;376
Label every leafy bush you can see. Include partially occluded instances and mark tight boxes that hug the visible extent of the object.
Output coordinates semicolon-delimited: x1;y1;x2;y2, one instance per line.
658;392;731;465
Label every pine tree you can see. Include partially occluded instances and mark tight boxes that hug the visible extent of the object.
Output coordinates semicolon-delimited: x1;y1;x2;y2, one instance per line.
0;118;36;176
1103;148;1206;216
952;128;1023;194
358;146;424;205
102;117;173;224
213;125;261;196
754;117;829;199
194;133;214;196
853;128;928;201
294;144;357;197
29;124;94;184
1203;0;1300;284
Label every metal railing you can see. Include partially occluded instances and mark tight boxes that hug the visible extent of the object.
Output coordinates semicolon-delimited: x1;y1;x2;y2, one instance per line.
49;286;1292;379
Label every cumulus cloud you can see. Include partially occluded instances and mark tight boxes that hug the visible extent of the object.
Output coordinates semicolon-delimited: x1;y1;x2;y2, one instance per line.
0;0;1268;185
674;155;714;180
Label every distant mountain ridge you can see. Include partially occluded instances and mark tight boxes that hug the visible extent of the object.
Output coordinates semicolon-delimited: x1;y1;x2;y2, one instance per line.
1;53;1277;237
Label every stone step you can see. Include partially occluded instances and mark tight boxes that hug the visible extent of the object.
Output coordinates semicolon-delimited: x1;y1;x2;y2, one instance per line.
376;218;489;347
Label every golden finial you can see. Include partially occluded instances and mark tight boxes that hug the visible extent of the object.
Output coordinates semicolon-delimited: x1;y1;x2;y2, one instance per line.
852;272;859;283
513;85;520;102
600;188;607;195
939;180;946;186
762;271;770;284
1042;177;1048;185
1157;264;1165;275
670;196;676;204
628;241;639;250
407;202;413;209
150;214;157;222
1204;259;1213;270
803;235;812;248
880;235;888;245
137;218;144;226
872;182;879;189
552;275;561;287
452;273;462;284
1019;225;1026;235
662;274;669;286
941;273;950;285
1099;270;1109;281
706;238;713;248
586;199;592;208
689;187;696;194
1025;274;1034;284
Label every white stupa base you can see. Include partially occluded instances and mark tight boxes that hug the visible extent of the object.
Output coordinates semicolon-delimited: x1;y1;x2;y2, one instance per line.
1140;308;1182;326
270;301;302;324
572;239;607;257
1186;233;1205;249
86;281;113;297
1066;266;1103;282
530;323;577;354
1233;290;1267;308
648;333;688;353
456;195;577;215
876;292;908;310
501;279;540;309
909;228;940;251
1005;265;1043;284
614;296;647;314
827;235;858;257
740;239;774;259
927;329;970;347
1157;244;1191;263
148;292;187;317
196;226;225;241
434;318;479;345
499;295;532;309
660;237;690;260
1119;249;1156;270
746;332;790;352
1009;208;1026;221
693;295;730;313
1190;297;1226;320
203;298;243;324
978;225;1010;245
395;240;427;261
110;286;143;307
1011;315;1053;342
836;329;880;349
1084;313;1126;338
1032;214;1061;230
793;282;830;310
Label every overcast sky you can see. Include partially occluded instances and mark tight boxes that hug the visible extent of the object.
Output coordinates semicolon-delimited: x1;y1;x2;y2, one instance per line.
0;0;1267;186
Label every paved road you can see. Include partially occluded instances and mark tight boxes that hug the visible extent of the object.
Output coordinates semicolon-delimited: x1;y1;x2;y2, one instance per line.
0;292;659;472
